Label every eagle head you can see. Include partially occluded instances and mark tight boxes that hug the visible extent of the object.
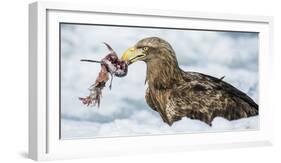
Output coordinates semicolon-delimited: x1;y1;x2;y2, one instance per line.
121;37;178;66
121;37;183;89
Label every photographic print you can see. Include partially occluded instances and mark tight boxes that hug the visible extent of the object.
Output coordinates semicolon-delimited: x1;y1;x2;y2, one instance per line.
60;23;259;139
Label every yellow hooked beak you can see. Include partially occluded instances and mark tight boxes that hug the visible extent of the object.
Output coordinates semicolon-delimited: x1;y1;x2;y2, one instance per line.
121;47;146;64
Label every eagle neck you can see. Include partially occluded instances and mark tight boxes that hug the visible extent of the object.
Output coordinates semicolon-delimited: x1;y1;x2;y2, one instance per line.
146;58;183;90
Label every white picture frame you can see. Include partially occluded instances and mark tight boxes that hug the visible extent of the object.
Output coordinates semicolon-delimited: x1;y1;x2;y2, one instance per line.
29;1;274;161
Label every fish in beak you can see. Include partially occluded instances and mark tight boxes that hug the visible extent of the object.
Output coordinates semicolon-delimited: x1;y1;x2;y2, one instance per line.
121;47;146;64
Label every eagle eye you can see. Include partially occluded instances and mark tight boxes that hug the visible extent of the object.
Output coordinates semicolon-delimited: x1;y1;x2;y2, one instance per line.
142;47;149;51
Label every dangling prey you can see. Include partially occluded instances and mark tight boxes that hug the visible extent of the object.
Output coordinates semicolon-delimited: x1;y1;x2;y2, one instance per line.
79;42;128;107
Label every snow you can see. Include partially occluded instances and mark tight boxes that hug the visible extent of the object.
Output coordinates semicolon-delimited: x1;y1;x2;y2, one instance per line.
60;24;259;139
61;116;259;139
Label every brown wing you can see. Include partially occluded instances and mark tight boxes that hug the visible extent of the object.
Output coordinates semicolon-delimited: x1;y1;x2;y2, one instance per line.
186;72;258;109
164;71;258;125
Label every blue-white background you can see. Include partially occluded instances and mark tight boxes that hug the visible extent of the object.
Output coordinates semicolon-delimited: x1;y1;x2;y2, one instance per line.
60;24;259;139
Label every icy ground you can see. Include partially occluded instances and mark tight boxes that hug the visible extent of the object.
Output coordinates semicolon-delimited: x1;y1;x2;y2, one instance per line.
61;115;259;139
